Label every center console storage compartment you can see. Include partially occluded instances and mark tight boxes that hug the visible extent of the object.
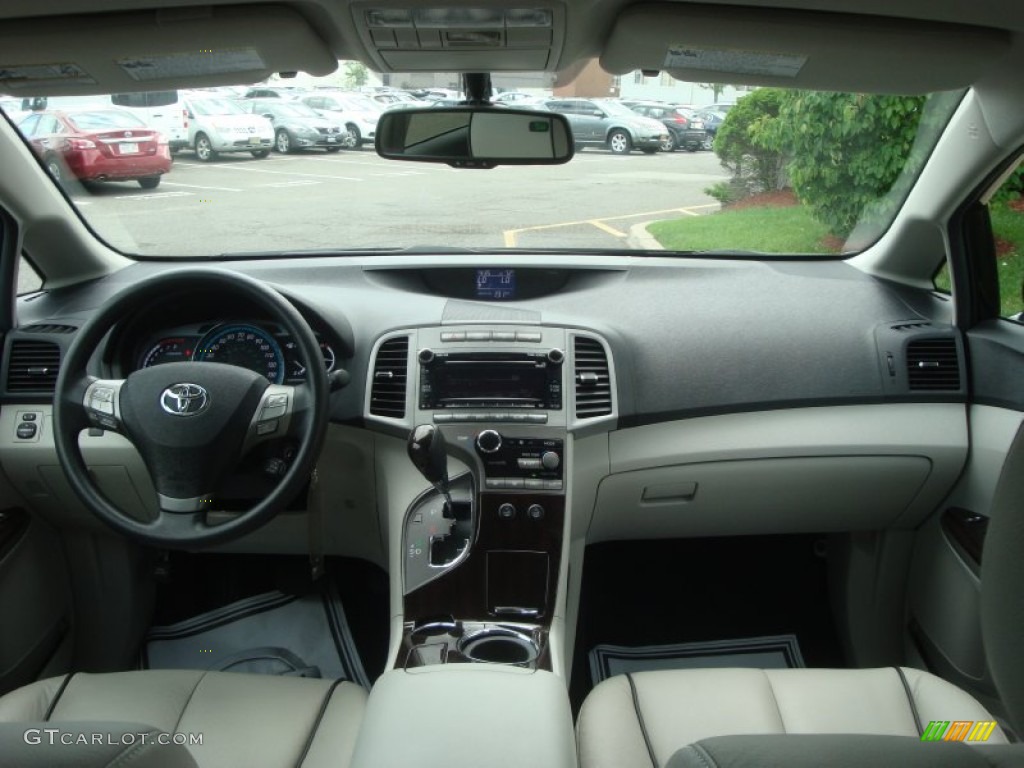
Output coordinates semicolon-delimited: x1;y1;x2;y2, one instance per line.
350;666;577;768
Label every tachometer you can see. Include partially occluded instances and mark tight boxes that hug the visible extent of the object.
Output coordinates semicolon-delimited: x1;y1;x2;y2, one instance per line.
139;337;196;369
194;324;285;384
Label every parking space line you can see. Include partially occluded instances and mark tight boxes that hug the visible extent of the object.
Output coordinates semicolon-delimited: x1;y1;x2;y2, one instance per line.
263;180;322;188
162;181;243;192
502;203;718;247
171;162;362;182
113;191;194;201
588;220;628;238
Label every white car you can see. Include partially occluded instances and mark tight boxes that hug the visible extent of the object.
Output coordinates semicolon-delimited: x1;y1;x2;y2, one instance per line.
298;91;379;148
181;95;274;160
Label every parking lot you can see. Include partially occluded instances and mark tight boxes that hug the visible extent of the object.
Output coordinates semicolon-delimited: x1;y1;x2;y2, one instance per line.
71;146;729;255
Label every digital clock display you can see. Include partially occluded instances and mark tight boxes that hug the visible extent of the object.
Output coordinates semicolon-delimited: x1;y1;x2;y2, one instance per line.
476;268;516;300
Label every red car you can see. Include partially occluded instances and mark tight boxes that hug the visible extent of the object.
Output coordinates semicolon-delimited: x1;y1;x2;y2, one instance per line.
17;108;171;189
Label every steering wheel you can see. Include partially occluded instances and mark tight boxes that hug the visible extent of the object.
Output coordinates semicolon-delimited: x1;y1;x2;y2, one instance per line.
52;268;330;547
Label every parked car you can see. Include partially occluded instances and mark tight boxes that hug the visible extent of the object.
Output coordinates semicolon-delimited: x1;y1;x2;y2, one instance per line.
494;91;549;106
244;86;308;99
242;98;351;153
18;92;190;153
16;108;170;188
181;95;274;161
298;91;379;148
545;97;668;154
623;101;708;152
695;109;726;149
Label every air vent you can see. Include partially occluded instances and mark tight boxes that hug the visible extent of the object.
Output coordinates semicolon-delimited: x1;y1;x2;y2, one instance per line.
891;321;932;332
20;323;77;334
7;340;60;393
574;336;612;418
907;338;960;391
369;336;409;418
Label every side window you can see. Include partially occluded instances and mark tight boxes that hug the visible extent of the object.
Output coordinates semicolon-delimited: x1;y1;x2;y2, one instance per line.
36;116;60;135
18;114;40;136
991;167;1024;319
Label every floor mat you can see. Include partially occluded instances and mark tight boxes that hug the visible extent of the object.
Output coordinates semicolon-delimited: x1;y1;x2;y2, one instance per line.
143;584;369;688
589;633;805;685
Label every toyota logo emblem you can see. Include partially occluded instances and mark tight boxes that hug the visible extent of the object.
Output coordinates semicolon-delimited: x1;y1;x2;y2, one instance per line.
160;383;209;417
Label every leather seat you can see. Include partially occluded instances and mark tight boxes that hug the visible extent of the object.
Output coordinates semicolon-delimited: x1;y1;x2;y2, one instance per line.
0;670;367;768
577;666;1009;768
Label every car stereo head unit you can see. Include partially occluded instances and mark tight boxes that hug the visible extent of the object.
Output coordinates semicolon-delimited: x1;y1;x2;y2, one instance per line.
418;349;563;410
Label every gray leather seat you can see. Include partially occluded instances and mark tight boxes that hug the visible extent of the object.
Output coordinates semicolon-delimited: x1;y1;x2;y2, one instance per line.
0;670;367;768
577;666;1008;768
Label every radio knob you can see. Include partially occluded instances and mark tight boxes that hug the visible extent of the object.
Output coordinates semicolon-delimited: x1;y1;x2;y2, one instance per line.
547;348;565;364
418;348;435;364
541;451;560;470
527;504;545;520
476;429;502;454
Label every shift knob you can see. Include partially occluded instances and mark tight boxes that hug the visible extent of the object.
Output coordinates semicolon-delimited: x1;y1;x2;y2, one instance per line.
407;424;450;492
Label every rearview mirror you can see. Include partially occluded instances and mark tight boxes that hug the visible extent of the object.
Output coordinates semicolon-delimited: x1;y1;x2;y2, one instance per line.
375;107;574;168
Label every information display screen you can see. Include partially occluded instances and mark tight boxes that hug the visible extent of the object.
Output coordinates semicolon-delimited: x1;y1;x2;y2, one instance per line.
434;361;545;403
475;268;516;300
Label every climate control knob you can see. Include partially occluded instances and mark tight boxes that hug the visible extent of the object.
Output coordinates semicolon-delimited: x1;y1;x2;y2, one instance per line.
541;451;560;470
476;429;503;454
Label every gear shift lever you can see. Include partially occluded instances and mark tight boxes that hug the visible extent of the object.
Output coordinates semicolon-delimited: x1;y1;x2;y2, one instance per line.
407;424;453;516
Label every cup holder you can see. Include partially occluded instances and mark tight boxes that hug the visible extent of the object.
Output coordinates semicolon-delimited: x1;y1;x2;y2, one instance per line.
457;628;539;665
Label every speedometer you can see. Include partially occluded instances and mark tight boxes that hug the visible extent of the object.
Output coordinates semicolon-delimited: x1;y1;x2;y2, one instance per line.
194;324;285;384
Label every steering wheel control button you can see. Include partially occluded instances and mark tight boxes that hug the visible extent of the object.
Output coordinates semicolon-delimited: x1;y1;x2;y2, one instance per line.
16;422;37;439
257;420;279;436
527;503;545;520
260;393;290;421
498;503;516;520
159;383;209;417
476;429;502;454
541;451;561;470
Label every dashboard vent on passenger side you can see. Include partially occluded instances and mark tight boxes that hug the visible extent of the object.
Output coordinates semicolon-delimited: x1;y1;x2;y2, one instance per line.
574;336;612;418
20;323;77;334
891;321;932;332
369;336;409;418
907;338;960;391
6;340;61;393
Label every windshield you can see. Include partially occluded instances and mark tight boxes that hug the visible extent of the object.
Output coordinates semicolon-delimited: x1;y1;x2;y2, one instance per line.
266;102;319;118
189;98;245;116
67;111;147;131
0;75;961;259
599;100;641;118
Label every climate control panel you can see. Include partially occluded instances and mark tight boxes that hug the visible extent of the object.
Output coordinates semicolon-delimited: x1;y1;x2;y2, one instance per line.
475;432;564;491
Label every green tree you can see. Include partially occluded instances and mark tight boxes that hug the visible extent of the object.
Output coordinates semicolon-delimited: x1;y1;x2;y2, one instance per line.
711;88;786;200
344;61;369;88
773;92;926;237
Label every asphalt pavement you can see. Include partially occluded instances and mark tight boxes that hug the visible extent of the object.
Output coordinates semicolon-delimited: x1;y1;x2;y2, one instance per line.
64;145;729;257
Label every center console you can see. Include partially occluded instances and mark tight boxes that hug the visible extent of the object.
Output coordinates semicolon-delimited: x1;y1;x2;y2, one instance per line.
377;325;592;673
359;323;614;768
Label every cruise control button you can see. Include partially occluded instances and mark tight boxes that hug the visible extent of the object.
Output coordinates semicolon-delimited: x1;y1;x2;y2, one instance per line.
266;393;289;407
260;405;288;421
257;420;279;436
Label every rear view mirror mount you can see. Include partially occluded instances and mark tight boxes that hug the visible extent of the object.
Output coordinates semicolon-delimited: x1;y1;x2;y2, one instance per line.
375;107;574;169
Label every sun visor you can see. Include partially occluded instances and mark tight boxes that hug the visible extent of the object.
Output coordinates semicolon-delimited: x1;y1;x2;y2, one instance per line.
0;5;337;95
600;4;1011;93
